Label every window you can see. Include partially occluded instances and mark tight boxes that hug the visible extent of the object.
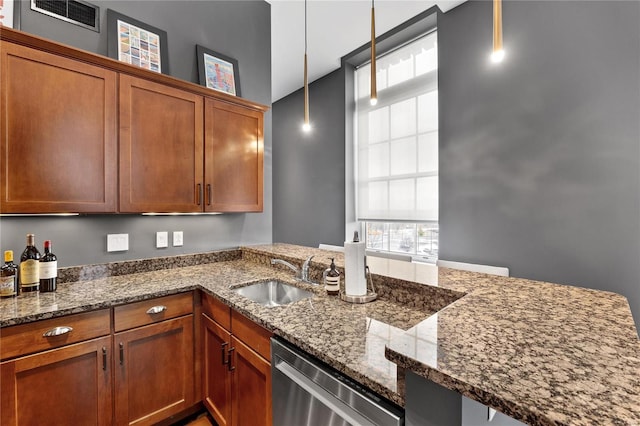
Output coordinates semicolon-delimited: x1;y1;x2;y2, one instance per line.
354;31;438;262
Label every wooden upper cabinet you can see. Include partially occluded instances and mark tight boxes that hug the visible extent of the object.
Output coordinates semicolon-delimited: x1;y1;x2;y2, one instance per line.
0;42;117;213
0;29;267;214
119;75;204;213
205;99;264;212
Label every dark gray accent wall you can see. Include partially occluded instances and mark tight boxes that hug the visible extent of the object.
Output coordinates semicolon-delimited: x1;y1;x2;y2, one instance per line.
438;0;640;328
0;0;272;266
271;1;640;329
272;69;346;247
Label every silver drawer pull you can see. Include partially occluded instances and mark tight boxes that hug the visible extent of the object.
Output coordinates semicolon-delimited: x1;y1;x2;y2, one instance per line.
43;326;73;337
146;305;167;315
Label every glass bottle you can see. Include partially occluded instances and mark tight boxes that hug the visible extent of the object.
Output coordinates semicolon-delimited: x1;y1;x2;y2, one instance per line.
0;250;19;298
39;240;58;292
324;257;340;296
20;234;41;293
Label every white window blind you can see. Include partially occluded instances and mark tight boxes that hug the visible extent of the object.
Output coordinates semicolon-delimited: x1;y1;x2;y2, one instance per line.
355;31;438;222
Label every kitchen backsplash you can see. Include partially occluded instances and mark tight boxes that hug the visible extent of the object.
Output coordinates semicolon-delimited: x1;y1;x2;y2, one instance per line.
57;249;241;284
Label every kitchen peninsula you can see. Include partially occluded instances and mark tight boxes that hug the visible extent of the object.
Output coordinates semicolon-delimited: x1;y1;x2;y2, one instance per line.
1;244;638;426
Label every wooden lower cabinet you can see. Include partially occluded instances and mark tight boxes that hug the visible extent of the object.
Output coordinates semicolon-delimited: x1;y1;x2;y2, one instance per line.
114;314;195;426
231;335;272;426
202;313;232;426
201;296;272;426
0;336;113;426
1;289;278;426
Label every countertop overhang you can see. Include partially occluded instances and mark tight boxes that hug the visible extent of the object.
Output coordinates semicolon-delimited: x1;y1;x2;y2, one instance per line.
1;243;638;425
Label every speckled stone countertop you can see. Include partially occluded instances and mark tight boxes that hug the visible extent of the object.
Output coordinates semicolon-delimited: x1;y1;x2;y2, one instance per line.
0;244;441;410
2;243;639;426
233;244;640;425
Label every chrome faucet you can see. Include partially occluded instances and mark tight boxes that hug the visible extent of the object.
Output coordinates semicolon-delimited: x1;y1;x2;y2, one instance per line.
301;255;315;283
271;255;317;284
271;258;300;278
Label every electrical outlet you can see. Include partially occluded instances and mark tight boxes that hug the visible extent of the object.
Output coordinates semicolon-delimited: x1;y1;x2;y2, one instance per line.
173;231;183;247
156;231;168;248
107;234;129;252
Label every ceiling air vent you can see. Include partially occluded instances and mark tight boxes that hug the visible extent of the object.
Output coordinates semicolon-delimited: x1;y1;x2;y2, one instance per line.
31;0;100;32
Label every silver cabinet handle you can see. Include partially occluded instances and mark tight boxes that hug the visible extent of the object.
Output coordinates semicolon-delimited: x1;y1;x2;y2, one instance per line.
43;326;73;337
146;305;167;314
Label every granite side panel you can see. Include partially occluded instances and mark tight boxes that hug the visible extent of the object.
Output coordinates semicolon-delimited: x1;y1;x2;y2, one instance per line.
371;274;464;313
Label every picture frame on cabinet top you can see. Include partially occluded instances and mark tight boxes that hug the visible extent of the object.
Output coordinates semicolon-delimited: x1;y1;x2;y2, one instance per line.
106;9;169;75
0;0;19;29
196;44;241;97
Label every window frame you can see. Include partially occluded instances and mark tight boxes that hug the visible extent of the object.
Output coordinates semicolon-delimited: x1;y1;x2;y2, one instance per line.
352;32;439;263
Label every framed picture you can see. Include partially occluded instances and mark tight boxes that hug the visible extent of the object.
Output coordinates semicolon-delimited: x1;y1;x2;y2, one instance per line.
106;9;169;75
196;45;241;97
0;0;19;29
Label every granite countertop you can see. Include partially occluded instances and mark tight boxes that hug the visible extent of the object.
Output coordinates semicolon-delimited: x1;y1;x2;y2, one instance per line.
1;243;639;425
0;245;435;409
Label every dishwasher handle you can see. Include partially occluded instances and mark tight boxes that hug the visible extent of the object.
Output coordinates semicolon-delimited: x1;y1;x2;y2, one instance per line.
275;359;376;426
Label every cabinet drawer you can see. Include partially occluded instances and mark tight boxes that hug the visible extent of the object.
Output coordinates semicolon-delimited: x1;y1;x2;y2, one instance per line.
0;309;111;361
202;291;231;331
231;310;272;362
114;292;193;332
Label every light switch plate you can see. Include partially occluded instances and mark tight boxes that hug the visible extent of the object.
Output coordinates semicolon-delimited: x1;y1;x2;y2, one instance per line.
107;234;129;252
173;231;183;247
156;231;168;248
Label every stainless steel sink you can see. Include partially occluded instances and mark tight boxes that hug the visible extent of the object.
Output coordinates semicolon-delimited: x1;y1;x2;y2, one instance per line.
233;280;313;308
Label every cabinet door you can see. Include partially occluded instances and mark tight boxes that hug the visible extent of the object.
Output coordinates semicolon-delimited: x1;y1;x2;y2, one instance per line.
120;75;203;213
0;42;117;213
204;99;264;212
0;336;113;426
202;314;232;426
231;336;272;426
114;315;195;426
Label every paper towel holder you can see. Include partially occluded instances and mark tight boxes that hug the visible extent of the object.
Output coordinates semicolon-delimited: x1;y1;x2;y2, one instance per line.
340;265;377;303
340;291;377;303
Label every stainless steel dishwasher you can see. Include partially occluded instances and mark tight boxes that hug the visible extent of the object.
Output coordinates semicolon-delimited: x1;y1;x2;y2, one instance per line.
271;337;404;426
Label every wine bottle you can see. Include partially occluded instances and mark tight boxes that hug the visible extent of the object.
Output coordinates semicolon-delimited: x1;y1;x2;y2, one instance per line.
0;250;19;298
20;234;41;292
39;240;57;292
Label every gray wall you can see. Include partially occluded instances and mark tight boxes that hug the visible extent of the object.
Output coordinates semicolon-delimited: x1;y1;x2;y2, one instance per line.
272;69;346;247
271;1;640;328
0;0;272;266
438;0;640;327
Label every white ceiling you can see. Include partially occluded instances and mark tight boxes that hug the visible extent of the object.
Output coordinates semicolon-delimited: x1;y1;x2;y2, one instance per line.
269;0;466;102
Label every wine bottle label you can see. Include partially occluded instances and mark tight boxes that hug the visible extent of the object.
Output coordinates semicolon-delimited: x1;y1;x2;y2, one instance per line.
0;276;17;296
40;261;58;279
20;259;40;284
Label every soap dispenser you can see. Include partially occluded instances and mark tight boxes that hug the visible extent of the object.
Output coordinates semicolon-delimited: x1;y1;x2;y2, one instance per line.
323;258;340;295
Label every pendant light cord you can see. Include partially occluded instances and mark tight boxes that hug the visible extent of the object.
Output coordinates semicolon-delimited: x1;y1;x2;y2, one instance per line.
305;0;308;54
303;0;310;131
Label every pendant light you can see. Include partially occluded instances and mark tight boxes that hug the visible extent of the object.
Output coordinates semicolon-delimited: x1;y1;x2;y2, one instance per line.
370;0;377;106
490;0;505;63
302;0;311;132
